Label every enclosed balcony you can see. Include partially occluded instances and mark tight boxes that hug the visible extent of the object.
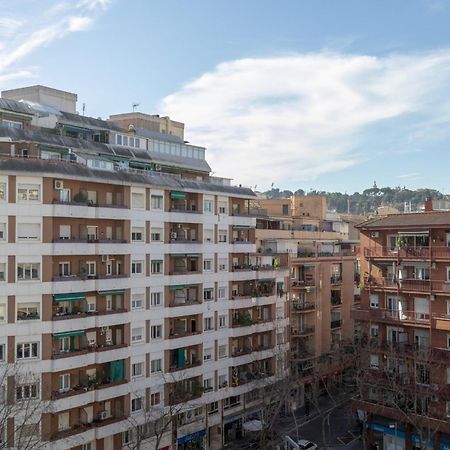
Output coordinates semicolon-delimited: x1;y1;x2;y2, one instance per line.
167;315;201;339
167;376;203;405
51;255;127;282
50;360;127;399
49;218;127;243
231;279;275;299
168;223;201;243
168;254;201;275
231;306;272;327
167;345;202;372
52;290;126;320
232;226;255;244
168;284;200;307
231;358;274;386
169;191;201;213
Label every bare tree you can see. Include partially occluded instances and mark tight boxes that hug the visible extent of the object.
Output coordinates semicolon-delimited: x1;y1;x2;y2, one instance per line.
0;365;50;450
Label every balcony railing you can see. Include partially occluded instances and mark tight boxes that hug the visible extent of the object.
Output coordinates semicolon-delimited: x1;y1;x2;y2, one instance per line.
292;301;315;311
330;275;343;284
330;319;342;329
351;307;430;324
366;276;430;292
291;279;315;288
291;325;315;336
365;246;450;260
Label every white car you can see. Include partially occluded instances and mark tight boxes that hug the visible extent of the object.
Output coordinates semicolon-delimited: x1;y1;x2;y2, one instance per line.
297;439;318;450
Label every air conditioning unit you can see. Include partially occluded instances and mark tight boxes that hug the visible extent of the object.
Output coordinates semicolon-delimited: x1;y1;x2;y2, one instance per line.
54;179;64;189
100;411;108;420
371;231;379;238
154;164;162;171
170;232;177;239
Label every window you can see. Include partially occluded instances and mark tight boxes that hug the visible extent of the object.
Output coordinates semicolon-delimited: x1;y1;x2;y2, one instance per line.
218;345;227;359
151;260;162;274
0;182;6;201
17;184;40;202
218;259;227;271
131;260;144;275
447;267;450;282
204;317;214;331
0;263;5;282
370;294;379;308
131;396;144;412
218;201;227;214
203;378;213;391
17;303;39;321
132;362;144;378
151;195;163;210
17;263;40;280
218;230;227;243
0;305;5;322
59;374;70;392
151;358;162;373
203;199;213;213
0;223;5;241
58;262;70;277
131;327;144;343
16;342;39;360
59;188;70;202
116;135;122;145
208;401;219;414
123;136;128;146
203;259;213;271
0;344;4;361
204;288;214;301
16;383;39;401
447;334;450;349
131;227;144;242
105;294;113;311
151;291;162;307
203;347;213;361
447;300;450;315
218;286;227;300
370;354;379;369
86;261;96;277
131;293;144;310
132;192;145;209
282;204;289;215
150;392;161;406
447;402;450;418
59;225;71;240
17;223;40;241
218;374;228;388
151;228;162;241
416;363;430;384
82;443;94;450
370;325;379;337
204;229;214;243
151;325;162;339
219;315;227;328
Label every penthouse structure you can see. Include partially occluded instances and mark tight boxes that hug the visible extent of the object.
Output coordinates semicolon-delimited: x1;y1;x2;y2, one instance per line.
353;206;450;450
0;86;289;450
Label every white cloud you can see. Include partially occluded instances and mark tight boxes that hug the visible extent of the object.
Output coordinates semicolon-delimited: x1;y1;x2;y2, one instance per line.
0;1;110;86
160;51;450;188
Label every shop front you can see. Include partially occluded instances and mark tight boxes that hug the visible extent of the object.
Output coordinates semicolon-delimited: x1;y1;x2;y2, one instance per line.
177;429;206;450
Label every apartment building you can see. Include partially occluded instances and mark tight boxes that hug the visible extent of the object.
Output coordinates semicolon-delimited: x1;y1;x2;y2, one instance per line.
353;211;450;450
254;198;359;411
0;87;289;450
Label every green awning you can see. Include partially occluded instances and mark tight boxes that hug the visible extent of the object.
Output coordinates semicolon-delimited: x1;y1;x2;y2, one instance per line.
187;253;201;257
204;287;213;292
100;153;130;163
97;289;125;296
53;293;86;302
53;330;85;338
62;124;91;133
152;259;163;263
170;284;198;290
1;112;33;121
38;145;68;154
129;161;151;170
232;225;251;229
303;264;315;269
170;191;186;200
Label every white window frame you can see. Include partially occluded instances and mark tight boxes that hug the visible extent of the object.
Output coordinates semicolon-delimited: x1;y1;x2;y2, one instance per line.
151;358;162;373
151;325;162;340
151;291;162;307
17;263;40;281
16;342;39;360
131;327;144;344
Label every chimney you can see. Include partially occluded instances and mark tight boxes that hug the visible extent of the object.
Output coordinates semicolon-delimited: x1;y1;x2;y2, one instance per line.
424;197;433;212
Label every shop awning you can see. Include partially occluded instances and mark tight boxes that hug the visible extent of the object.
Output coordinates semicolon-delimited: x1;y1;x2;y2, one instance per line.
53;293;86;302
232;225;251;229
152;259;163;263
170;191;186;200
177;429;206;445
303;264;315;269
2;112;32;121
53;330;85;338
38;145;68;154
97;289;125;296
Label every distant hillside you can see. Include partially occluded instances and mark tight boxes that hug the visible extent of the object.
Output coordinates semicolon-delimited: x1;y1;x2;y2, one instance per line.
261;186;448;215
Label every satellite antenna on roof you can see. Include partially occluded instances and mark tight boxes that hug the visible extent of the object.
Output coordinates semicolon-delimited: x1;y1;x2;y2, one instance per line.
132;103;139;112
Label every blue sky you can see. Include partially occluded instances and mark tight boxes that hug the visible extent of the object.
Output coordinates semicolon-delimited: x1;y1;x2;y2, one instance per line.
2;0;450;193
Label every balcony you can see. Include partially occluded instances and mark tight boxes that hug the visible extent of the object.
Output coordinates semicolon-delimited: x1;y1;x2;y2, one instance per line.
330;274;343;285
168;377;203;405
331;292;342;306
168;346;202;372
231;359;274;386
365;276;430;293
330;319;342;329
292;301;315;312
351;307;430;326
291;278;315;290
168;286;200;307
169;191;201;213
167;316;200;339
432;313;450;331
291;325;315;336
365;245;450;261
169;255;201;275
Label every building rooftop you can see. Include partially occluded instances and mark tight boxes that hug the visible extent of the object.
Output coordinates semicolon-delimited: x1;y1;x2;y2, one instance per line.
356;211;450;229
0;98;35;116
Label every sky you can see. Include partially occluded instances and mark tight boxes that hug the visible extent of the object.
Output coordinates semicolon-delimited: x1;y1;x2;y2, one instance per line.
1;0;450;193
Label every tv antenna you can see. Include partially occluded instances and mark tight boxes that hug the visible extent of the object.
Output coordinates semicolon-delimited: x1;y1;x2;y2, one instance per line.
132;102;140;112
82;103;86;116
